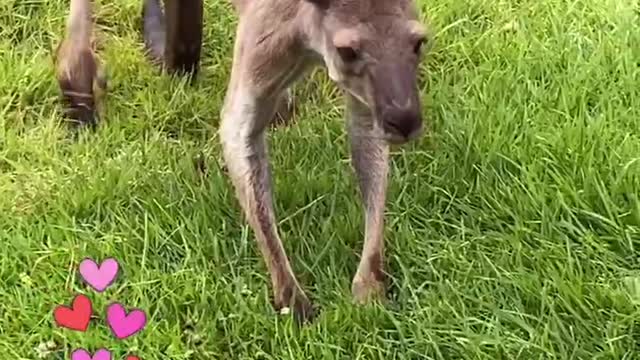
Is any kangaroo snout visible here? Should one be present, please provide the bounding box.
[381,105,423,143]
[372,62,423,144]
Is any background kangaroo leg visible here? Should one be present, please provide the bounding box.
[142,0,203,77]
[164,0,203,76]
[219,21,313,323]
[346,96,390,304]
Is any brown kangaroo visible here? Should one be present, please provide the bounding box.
[219,0,429,323]
[54,0,107,129]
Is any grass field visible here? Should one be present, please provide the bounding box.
[1,0,639,358]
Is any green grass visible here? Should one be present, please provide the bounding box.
[1,0,639,358]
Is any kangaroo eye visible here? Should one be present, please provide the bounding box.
[337,46,359,62]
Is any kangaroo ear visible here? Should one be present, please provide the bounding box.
[306,0,330,10]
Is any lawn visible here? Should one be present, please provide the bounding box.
[1,0,639,358]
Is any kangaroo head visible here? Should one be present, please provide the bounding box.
[307,0,428,144]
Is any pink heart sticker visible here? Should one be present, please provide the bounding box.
[79,257,119,292]
[71,348,112,360]
[106,302,147,340]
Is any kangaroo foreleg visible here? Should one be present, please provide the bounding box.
[346,96,390,304]
[219,19,313,323]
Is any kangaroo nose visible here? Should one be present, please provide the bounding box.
[382,108,423,140]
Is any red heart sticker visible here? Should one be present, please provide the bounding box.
[126,356,140,360]
[53,294,92,332]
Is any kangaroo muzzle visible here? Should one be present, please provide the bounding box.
[372,62,423,144]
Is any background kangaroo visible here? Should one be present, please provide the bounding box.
[219,0,428,323]
[54,0,106,128]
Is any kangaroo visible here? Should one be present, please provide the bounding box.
[220,0,428,323]
[54,0,107,128]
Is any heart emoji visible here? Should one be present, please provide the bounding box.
[71,348,111,360]
[53,294,92,332]
[79,257,119,292]
[126,356,141,360]
[106,302,147,339]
